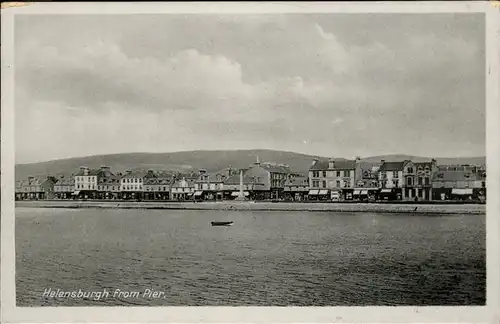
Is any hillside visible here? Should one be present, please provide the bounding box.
[14,150,486,180]
[360,154,486,165]
[14,149,325,179]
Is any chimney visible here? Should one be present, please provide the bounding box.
[312,158,319,166]
[355,156,361,162]
[328,158,335,169]
[100,165,111,172]
[254,156,261,166]
[80,166,89,176]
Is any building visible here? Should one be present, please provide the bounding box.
[119,170,156,200]
[194,168,233,201]
[432,166,486,201]
[143,175,171,200]
[353,158,381,201]
[308,158,356,200]
[171,177,196,201]
[243,158,297,200]
[222,169,266,200]
[283,175,309,201]
[74,167,101,199]
[16,176,57,200]
[402,160,437,201]
[97,166,121,200]
[377,160,406,200]
[54,175,75,199]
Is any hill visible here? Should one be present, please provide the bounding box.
[360,154,486,165]
[14,150,486,180]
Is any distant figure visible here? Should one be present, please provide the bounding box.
[414,207,418,211]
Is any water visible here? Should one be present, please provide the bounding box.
[16,208,486,306]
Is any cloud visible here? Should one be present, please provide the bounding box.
[14,14,485,163]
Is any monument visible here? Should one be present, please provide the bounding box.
[234,169,249,201]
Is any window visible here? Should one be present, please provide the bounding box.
[424,177,430,185]
[312,171,319,178]
[322,180,326,188]
[407,177,412,186]
[336,180,340,188]
[393,171,398,178]
[322,171,326,178]
[336,171,341,177]
[418,177,423,186]
[407,167,414,173]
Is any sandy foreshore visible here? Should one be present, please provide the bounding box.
[15,200,486,214]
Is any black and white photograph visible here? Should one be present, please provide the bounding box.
[1,1,499,323]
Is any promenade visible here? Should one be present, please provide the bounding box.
[15,200,486,215]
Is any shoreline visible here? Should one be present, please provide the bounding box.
[15,200,486,215]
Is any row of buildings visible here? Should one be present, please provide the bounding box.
[15,156,487,202]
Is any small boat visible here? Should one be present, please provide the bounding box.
[211,221,234,226]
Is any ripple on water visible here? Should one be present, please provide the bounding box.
[15,208,486,306]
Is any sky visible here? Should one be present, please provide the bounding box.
[14,13,485,164]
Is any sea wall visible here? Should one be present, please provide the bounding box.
[15,200,486,215]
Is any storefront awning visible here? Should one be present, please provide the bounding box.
[452,188,473,195]
[380,189,392,193]
[194,191,204,196]
[360,190,369,195]
[318,190,329,195]
[308,190,319,195]
[72,191,80,195]
[353,190,361,195]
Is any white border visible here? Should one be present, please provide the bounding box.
[1,1,499,323]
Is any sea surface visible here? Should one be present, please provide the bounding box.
[16,207,486,306]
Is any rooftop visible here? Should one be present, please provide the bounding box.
[378,161,406,171]
[310,159,356,171]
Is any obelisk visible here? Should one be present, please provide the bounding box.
[234,169,249,201]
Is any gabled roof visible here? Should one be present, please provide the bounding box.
[378,161,406,171]
[55,176,75,186]
[260,164,291,173]
[223,173,264,185]
[172,178,196,187]
[74,168,101,176]
[357,161,381,171]
[309,159,356,171]
[144,177,171,185]
[121,170,156,179]
[197,169,233,183]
